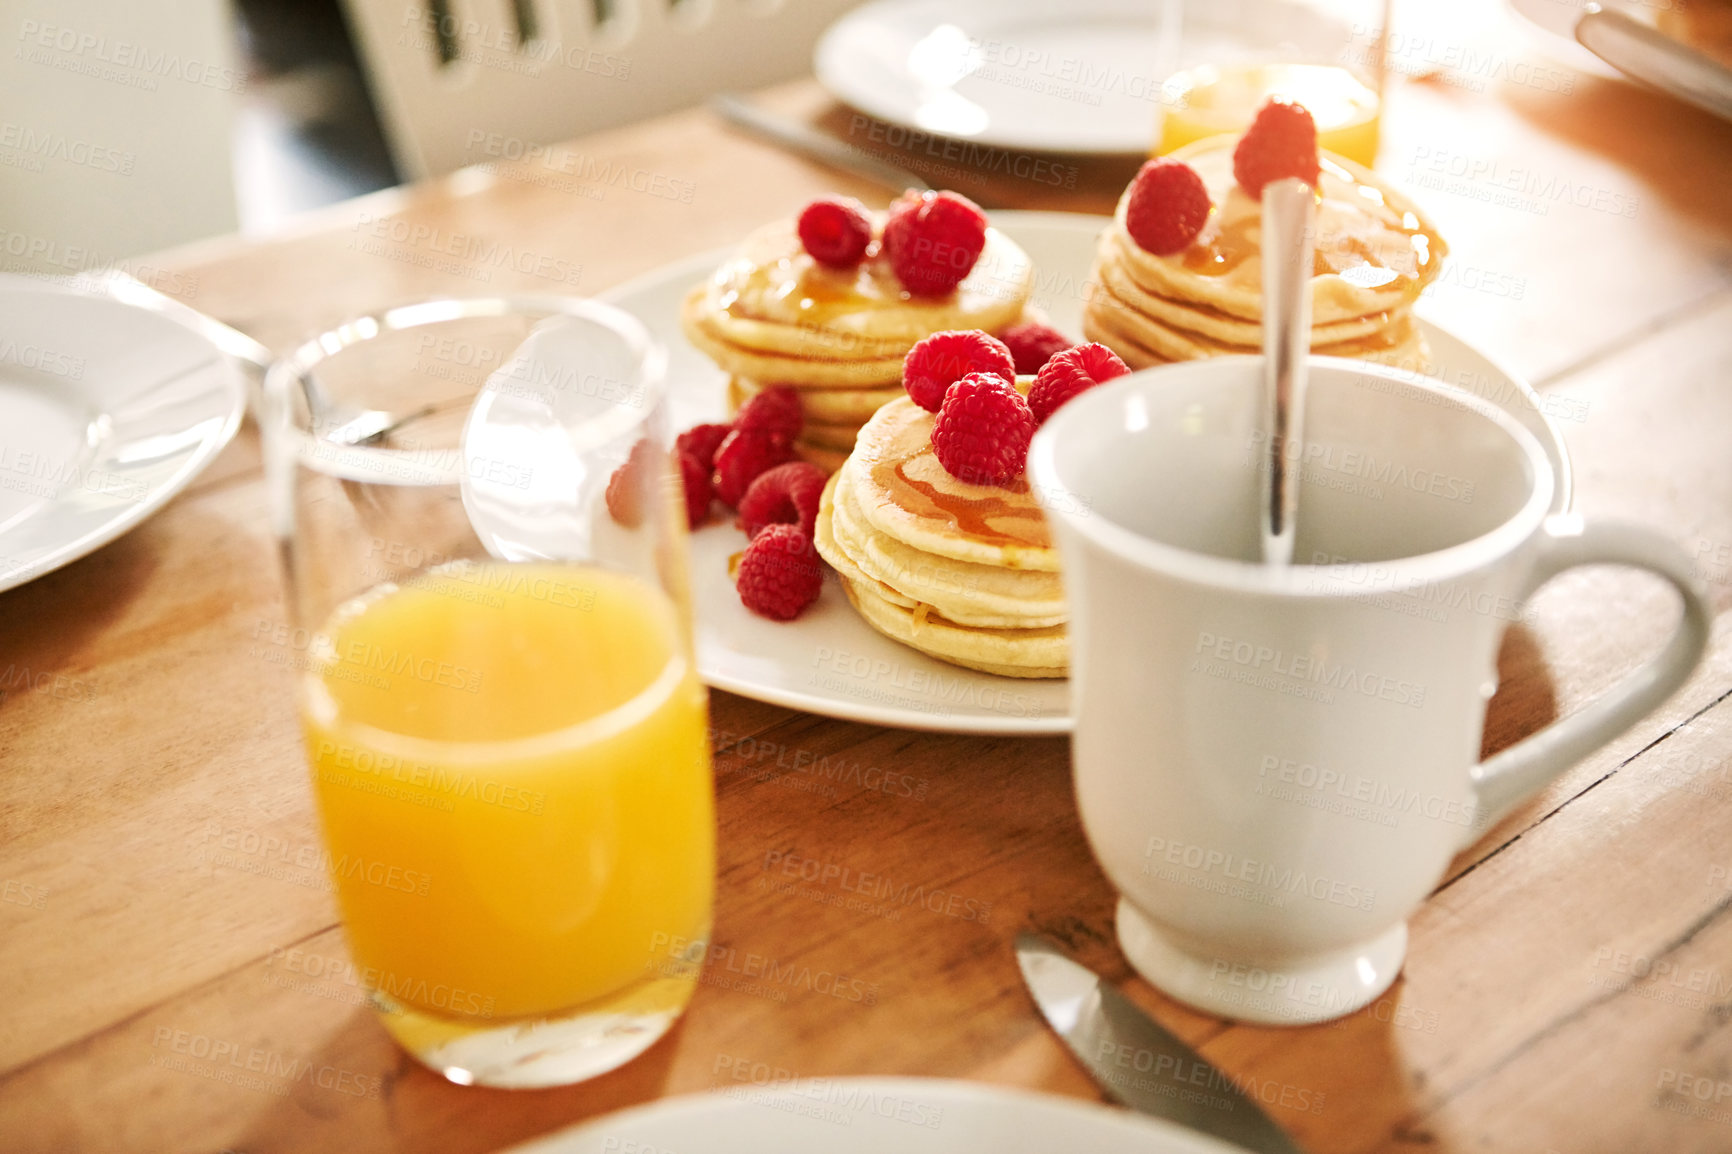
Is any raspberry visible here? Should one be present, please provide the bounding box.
[797,196,872,268]
[931,373,1036,487]
[713,428,794,507]
[678,450,712,530]
[882,189,988,297]
[1233,98,1320,197]
[737,461,826,540]
[609,441,713,529]
[736,524,823,621]
[734,386,803,442]
[997,321,1073,375]
[1029,342,1129,426]
[1124,158,1212,256]
[902,329,1015,413]
[675,422,732,471]
[604,440,656,528]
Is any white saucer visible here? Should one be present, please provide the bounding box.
[501,1077,1252,1154]
[595,211,1571,735]
[0,273,249,594]
[814,0,1351,155]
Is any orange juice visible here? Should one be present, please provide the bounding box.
[300,562,713,1024]
[1159,63,1381,166]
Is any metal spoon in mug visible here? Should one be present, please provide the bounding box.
[1259,177,1316,567]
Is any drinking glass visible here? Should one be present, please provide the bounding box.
[1155,0,1391,164]
[263,296,713,1088]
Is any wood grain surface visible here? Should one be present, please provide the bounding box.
[4,0,1732,1149]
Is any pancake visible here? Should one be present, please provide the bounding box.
[815,473,1068,677]
[690,217,1035,357]
[837,576,1068,679]
[843,398,1058,573]
[1083,137,1445,377]
[812,395,1069,678]
[1082,301,1173,371]
[828,471,1065,628]
[815,475,920,612]
[1085,275,1429,366]
[1092,232,1395,348]
[792,441,850,473]
[728,376,904,425]
[683,289,907,388]
[1108,139,1447,325]
[794,421,863,453]
[685,212,1040,474]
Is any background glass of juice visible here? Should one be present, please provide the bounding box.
[1151,0,1390,166]
[263,296,713,1089]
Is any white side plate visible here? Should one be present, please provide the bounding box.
[0,274,249,595]
[502,1077,1252,1154]
[814,0,1350,155]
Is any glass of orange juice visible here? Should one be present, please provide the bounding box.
[263,297,712,1088]
[1153,0,1390,166]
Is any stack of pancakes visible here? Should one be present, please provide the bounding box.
[1084,137,1447,373]
[681,216,1036,472]
[813,395,1066,678]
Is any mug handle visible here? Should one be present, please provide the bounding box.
[1462,514,1715,847]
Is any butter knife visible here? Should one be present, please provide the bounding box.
[709,94,932,196]
[1016,933,1306,1154]
[1574,5,1732,121]
[1508,0,1732,122]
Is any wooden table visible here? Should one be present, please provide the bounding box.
[5,2,1732,1149]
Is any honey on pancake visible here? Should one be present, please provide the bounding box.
[707,219,1032,335]
[719,257,892,328]
[870,450,1050,552]
[1178,158,1438,288]
[1180,215,1257,277]
[689,219,1034,393]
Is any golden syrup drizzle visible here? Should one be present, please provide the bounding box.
[870,450,1050,550]
[1180,214,1259,277]
[1174,160,1440,286]
[724,257,890,325]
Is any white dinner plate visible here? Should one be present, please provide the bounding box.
[813,0,1351,155]
[0,273,250,595]
[501,1077,1250,1154]
[596,210,1572,735]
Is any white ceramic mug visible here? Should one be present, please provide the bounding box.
[1028,357,1711,1025]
